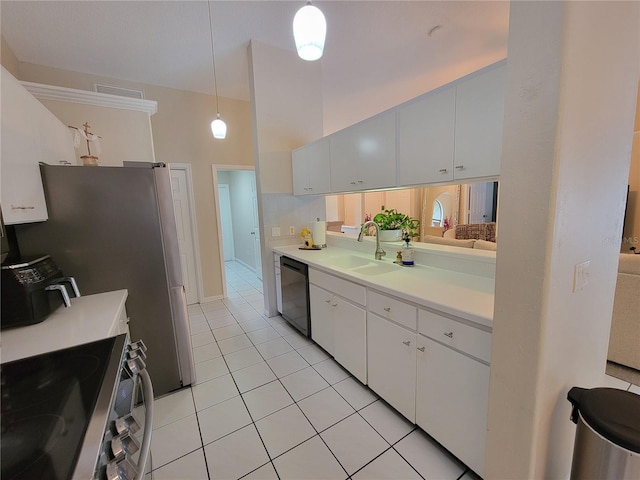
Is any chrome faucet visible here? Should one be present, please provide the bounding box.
[358,221,386,260]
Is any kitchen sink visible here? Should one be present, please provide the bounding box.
[326,254,372,269]
[324,253,400,276]
[350,262,400,276]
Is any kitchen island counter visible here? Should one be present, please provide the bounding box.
[1,289,128,363]
[274,244,494,328]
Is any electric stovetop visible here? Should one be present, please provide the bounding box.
[1,336,117,480]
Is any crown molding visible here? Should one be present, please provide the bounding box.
[21,81,157,115]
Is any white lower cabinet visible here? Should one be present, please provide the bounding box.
[366,312,416,422]
[303,261,491,477]
[417,308,491,477]
[309,269,367,383]
[309,283,334,355]
[333,297,367,384]
[416,336,489,476]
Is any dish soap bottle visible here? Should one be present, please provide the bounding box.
[401,234,414,266]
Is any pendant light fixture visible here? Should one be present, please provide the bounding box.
[293,1,326,61]
[207,0,226,139]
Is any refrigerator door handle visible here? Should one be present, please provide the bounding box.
[170,285,195,386]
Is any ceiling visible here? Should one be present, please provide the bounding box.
[1,1,510,108]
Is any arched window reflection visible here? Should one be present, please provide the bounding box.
[432,200,443,226]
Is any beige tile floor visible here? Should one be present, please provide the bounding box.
[146,261,639,479]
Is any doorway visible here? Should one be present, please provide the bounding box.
[467,181,498,224]
[169,163,203,305]
[212,166,263,298]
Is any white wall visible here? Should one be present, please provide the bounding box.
[39,99,154,166]
[247,40,326,316]
[486,2,640,478]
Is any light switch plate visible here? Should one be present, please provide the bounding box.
[271,227,281,237]
[289,226,295,235]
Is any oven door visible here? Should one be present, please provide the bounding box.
[76,335,155,480]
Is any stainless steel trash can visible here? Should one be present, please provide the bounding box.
[567,387,640,479]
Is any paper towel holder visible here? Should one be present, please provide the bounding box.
[312,218,327,249]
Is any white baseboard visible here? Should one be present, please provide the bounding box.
[199,294,224,304]
[233,257,258,274]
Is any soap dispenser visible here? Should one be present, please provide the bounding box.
[401,234,414,266]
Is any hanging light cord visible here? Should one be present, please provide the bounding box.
[207,0,220,115]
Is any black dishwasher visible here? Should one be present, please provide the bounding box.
[280,256,310,337]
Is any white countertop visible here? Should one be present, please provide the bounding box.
[1,289,128,363]
[274,245,494,328]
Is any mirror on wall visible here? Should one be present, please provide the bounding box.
[325,180,499,242]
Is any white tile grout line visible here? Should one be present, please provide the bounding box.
[189,302,352,477]
[180,300,473,480]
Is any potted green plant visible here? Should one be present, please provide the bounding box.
[372,206,420,241]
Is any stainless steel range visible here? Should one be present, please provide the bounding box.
[0,334,154,480]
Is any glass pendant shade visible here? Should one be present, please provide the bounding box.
[293,4,326,61]
[211,114,227,139]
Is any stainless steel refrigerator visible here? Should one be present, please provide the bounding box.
[15,163,195,396]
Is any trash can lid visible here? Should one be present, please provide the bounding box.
[568,387,640,454]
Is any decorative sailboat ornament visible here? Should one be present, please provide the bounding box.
[69,122,102,166]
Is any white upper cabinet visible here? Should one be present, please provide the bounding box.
[292,61,506,194]
[330,111,397,193]
[397,85,456,186]
[453,63,506,180]
[292,137,331,195]
[1,67,75,225]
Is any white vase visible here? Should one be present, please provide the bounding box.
[378,229,402,242]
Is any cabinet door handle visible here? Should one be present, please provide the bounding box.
[350,181,357,185]
[402,340,411,346]
[383,307,391,312]
[357,180,364,184]
[443,331,454,338]
[455,165,464,170]
[11,204,35,210]
[325,299,331,303]
[417,346,425,352]
[331,303,338,307]
[308,187,313,191]
[439,169,448,174]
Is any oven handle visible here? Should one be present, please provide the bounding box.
[134,369,154,480]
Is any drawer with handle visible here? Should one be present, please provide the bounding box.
[309,268,366,306]
[368,290,417,330]
[418,308,491,364]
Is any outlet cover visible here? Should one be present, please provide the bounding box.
[289,226,295,235]
[271,227,281,237]
[573,260,591,292]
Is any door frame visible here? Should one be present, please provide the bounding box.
[168,163,204,304]
[212,164,258,299]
